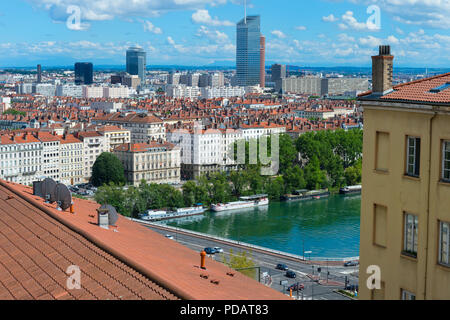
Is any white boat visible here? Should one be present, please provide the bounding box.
[211,195,269,212]
[339,185,362,195]
[139,206,206,221]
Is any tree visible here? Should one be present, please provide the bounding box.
[91,153,126,187]
[221,249,258,280]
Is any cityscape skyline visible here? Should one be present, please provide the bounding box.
[0,0,449,68]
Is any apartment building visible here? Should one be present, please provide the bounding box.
[93,112,166,143]
[94,125,131,151]
[36,132,61,181]
[76,131,109,182]
[0,133,43,186]
[358,45,450,300]
[59,134,83,185]
[167,127,243,180]
[114,142,181,186]
[240,122,286,141]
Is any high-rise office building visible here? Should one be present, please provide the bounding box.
[37,64,42,83]
[260,35,266,88]
[236,15,262,87]
[74,62,93,85]
[126,47,146,85]
[271,64,286,82]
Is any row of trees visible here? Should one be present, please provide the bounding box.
[93,130,363,217]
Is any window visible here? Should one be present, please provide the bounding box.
[442,141,450,182]
[406,136,420,177]
[374,204,388,247]
[439,221,450,266]
[375,132,390,171]
[401,289,416,300]
[403,213,418,257]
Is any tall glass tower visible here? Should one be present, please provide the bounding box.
[74,62,93,85]
[126,47,147,85]
[236,15,261,87]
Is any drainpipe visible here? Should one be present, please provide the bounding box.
[424,110,437,300]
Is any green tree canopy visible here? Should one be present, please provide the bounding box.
[91,152,126,187]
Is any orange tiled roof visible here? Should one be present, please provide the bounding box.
[360,73,450,104]
[0,181,289,300]
[0,182,177,300]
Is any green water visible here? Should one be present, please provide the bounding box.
[162,194,361,259]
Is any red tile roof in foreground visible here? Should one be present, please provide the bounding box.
[0,180,289,300]
[360,73,450,104]
[0,182,177,300]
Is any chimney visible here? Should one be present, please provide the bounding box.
[97,208,109,229]
[372,45,394,94]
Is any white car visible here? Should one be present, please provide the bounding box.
[214,247,224,253]
[165,235,174,240]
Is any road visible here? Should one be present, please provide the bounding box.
[140,222,360,300]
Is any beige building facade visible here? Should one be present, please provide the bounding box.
[114,142,181,186]
[358,45,450,300]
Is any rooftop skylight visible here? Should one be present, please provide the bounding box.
[429,82,450,93]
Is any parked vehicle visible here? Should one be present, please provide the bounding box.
[285,270,297,278]
[276,264,289,271]
[165,235,174,240]
[344,260,359,267]
[287,282,304,291]
[204,247,217,255]
[346,284,359,291]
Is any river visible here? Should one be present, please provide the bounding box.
[159,194,361,259]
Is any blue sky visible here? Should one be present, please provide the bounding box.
[0,0,449,67]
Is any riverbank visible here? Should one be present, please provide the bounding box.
[162,193,361,259]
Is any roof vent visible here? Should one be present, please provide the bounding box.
[97,204,119,230]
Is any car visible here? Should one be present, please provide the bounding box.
[204,247,217,255]
[165,235,174,240]
[285,270,297,279]
[345,284,359,291]
[213,247,224,253]
[287,282,304,291]
[276,263,289,271]
[344,260,359,267]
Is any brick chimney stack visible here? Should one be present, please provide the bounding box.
[372,45,394,94]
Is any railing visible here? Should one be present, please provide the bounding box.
[129,218,359,262]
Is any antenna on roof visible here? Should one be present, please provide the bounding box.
[55,183,73,211]
[244,0,247,24]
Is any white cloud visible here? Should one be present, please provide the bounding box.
[339,11,371,31]
[143,20,162,34]
[341,0,450,29]
[322,14,338,22]
[271,30,287,39]
[26,0,231,26]
[191,9,233,27]
[295,26,307,31]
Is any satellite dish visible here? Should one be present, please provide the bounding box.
[55,183,72,211]
[99,204,119,226]
[41,178,57,203]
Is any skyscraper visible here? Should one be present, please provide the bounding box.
[260,35,266,88]
[236,15,262,87]
[271,64,286,82]
[74,62,93,85]
[37,64,42,83]
[126,47,146,85]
